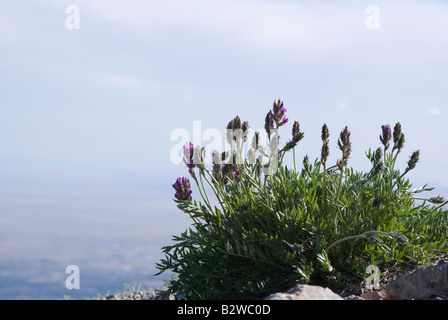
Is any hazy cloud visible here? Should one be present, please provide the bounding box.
[426,106,443,115]
[92,72,157,90]
[337,101,349,111]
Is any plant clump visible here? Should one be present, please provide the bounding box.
[156,99,448,300]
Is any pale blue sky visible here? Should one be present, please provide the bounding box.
[0,0,447,282]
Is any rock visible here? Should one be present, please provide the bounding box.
[385,260,448,300]
[265,284,343,300]
[360,290,386,300]
[344,294,364,300]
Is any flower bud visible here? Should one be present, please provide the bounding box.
[393,122,402,143]
[303,155,309,167]
[393,122,405,152]
[251,131,260,150]
[321,140,329,166]
[388,232,409,244]
[172,177,192,201]
[406,150,420,171]
[380,124,392,149]
[292,121,304,143]
[337,126,351,168]
[266,99,288,131]
[374,147,383,164]
[264,112,274,138]
[183,142,196,178]
[429,196,446,204]
[321,123,329,141]
[194,146,206,174]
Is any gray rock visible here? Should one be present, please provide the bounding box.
[265,284,343,300]
[360,290,386,300]
[385,260,448,300]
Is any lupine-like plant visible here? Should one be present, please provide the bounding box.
[156,99,448,299]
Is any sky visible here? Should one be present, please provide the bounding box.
[0,0,448,295]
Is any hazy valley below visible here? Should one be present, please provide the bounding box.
[0,178,189,300]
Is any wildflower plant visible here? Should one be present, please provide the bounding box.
[156,99,448,299]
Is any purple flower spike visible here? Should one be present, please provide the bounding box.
[183,141,195,176]
[380,124,392,148]
[172,177,192,201]
[269,99,288,128]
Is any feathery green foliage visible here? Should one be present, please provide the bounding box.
[156,100,448,299]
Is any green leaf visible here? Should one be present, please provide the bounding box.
[317,250,333,272]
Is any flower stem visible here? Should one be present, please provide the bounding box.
[293,148,297,172]
[192,175,214,215]
[204,168,234,215]
[335,168,344,205]
[199,173,214,212]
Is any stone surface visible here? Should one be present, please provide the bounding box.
[385,260,448,300]
[94,259,448,300]
[360,290,386,300]
[265,284,343,300]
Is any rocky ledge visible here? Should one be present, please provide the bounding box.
[384,259,448,300]
[96,258,448,300]
[266,259,448,300]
